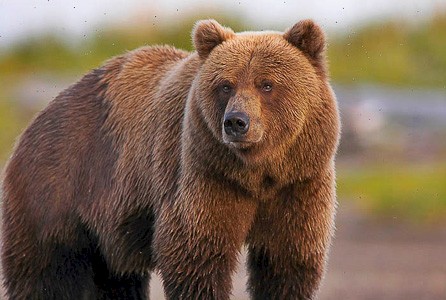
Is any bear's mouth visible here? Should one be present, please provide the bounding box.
[224,135,262,151]
[228,141,255,150]
[222,128,263,152]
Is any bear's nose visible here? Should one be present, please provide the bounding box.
[223,112,250,136]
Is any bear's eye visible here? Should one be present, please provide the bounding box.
[261,82,273,92]
[221,84,233,93]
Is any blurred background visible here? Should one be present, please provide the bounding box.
[1,0,445,299]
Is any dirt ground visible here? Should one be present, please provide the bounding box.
[317,203,446,300]
[148,202,446,299]
[1,201,445,299]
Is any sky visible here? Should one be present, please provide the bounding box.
[1,0,446,47]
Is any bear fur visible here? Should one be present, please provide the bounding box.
[1,19,340,299]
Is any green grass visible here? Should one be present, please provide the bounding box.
[328,12,446,88]
[0,99,27,164]
[1,12,446,88]
[338,163,446,224]
[0,12,246,76]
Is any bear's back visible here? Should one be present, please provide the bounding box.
[2,45,191,237]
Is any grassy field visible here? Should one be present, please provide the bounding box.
[0,89,29,163]
[1,12,446,86]
[328,12,446,88]
[338,163,446,224]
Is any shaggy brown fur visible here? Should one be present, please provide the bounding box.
[1,19,340,299]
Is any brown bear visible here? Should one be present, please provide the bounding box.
[1,19,340,299]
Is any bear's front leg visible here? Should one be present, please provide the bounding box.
[246,170,336,300]
[154,174,257,300]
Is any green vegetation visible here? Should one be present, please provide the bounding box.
[328,12,446,88]
[338,163,446,224]
[0,99,26,163]
[0,14,245,76]
[1,12,446,86]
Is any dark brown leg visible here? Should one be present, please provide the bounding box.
[154,175,257,300]
[247,172,336,300]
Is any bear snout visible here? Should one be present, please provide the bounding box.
[223,111,250,137]
[222,111,264,150]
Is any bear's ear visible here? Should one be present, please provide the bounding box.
[193,19,235,59]
[283,19,326,66]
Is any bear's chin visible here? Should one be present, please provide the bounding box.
[225,141,267,165]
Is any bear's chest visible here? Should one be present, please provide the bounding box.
[239,170,288,201]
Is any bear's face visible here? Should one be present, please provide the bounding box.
[193,20,327,163]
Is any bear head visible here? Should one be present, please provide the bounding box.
[192,19,329,164]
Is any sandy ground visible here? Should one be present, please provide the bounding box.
[1,201,445,299]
